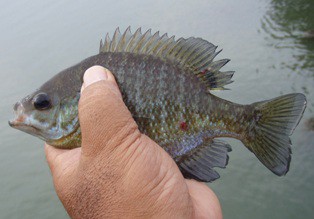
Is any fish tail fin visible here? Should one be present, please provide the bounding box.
[243,93,306,176]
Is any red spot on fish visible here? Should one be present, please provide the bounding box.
[200,69,207,75]
[180,121,188,131]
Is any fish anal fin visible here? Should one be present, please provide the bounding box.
[176,139,232,182]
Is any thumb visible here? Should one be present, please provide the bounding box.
[79,66,140,157]
[45,144,81,183]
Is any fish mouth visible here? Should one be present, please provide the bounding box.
[9,101,50,141]
[9,113,60,142]
[9,113,27,128]
[8,117,44,139]
[9,101,28,128]
[8,119,37,130]
[9,118,26,127]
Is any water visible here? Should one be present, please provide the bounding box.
[1,0,313,218]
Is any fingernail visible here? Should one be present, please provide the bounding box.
[83,66,108,87]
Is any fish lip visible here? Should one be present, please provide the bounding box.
[8,119,22,128]
[9,118,48,141]
[9,116,62,142]
[8,120,14,127]
[8,117,26,127]
[8,118,41,132]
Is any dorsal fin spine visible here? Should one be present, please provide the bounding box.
[110,28,121,52]
[118,26,132,52]
[117,26,131,52]
[134,29,152,53]
[142,29,153,53]
[144,31,160,53]
[99,39,103,53]
[151,33,169,54]
[156,36,175,56]
[99,27,234,90]
[172,39,190,63]
[104,33,111,52]
[125,28,142,52]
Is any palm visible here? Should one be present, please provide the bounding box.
[46,134,222,219]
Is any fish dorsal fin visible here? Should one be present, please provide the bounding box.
[99,27,234,90]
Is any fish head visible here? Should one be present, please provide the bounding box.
[9,86,81,148]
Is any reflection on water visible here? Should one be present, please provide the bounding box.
[261,0,314,78]
[261,0,314,131]
[305,117,314,131]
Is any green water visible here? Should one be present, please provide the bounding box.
[1,0,313,218]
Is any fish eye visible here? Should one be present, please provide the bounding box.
[32,93,51,110]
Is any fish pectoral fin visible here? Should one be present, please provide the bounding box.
[176,139,232,182]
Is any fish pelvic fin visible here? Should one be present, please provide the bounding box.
[243,93,307,176]
[99,27,234,90]
[176,139,232,182]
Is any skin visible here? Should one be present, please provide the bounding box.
[45,66,222,219]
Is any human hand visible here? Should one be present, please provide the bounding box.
[45,66,222,219]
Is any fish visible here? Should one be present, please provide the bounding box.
[9,27,307,182]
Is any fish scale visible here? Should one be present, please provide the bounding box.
[9,27,306,182]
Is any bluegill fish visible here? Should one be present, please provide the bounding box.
[9,27,307,182]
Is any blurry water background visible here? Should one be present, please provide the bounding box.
[0,0,313,218]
